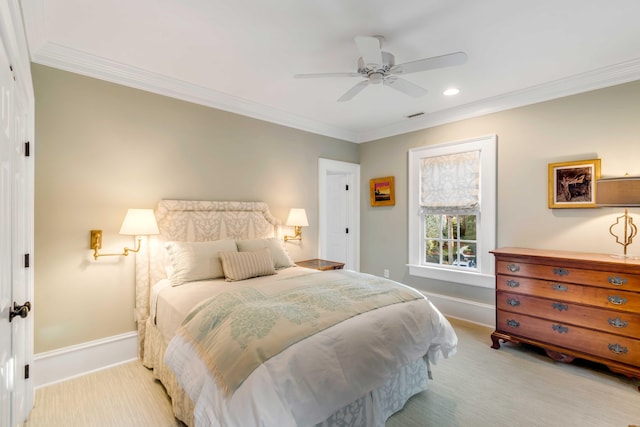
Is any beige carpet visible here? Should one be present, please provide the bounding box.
[26,318,640,427]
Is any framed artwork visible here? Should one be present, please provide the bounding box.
[548,159,601,208]
[370,176,395,206]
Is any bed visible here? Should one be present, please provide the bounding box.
[135,200,457,427]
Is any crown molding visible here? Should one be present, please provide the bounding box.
[30,40,640,144]
[31,42,359,142]
[356,58,640,142]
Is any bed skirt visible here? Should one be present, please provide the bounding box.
[142,318,431,427]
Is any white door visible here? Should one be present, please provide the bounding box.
[318,159,360,271]
[11,77,34,425]
[0,1,35,424]
[325,174,349,264]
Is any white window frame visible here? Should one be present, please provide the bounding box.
[408,135,497,288]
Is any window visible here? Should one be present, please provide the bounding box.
[408,135,496,288]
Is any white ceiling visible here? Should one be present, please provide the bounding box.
[20,0,640,142]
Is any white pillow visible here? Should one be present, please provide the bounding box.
[236,237,295,269]
[164,240,238,286]
[219,248,276,282]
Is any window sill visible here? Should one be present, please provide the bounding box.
[408,264,495,288]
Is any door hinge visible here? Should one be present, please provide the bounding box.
[346,227,349,234]
[24,141,30,157]
[345,184,349,191]
[24,253,30,268]
[25,364,30,380]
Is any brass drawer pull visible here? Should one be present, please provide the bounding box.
[607,275,627,286]
[506,319,520,328]
[506,297,521,307]
[553,268,569,277]
[552,324,569,334]
[506,279,520,288]
[506,264,520,272]
[552,302,568,312]
[607,295,627,305]
[608,343,628,355]
[552,283,568,292]
[608,317,628,328]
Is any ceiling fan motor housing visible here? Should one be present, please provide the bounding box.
[357,51,395,77]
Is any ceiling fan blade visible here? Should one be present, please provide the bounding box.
[383,77,428,98]
[354,36,383,68]
[392,52,468,75]
[294,72,359,79]
[337,80,370,102]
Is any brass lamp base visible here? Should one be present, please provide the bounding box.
[608,208,638,258]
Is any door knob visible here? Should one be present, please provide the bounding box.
[9,301,31,322]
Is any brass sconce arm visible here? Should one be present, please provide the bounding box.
[90,230,143,260]
[284,226,303,242]
[90,208,159,261]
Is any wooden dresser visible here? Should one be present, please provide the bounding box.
[491,247,640,383]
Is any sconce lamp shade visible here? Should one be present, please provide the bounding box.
[285,208,309,227]
[596,177,640,206]
[119,209,160,236]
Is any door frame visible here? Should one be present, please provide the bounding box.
[318,158,360,271]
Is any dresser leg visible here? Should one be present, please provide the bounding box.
[490,333,501,349]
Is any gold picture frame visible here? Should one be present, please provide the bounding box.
[370,176,395,206]
[548,159,601,208]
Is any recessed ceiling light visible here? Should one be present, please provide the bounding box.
[443,88,460,96]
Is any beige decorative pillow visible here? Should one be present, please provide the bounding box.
[236,237,295,269]
[165,240,237,286]
[219,248,276,282]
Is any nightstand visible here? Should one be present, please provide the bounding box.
[296,259,345,271]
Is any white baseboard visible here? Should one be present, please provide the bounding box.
[421,290,496,329]
[33,331,138,389]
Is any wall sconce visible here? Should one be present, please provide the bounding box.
[283,208,309,242]
[91,209,160,260]
[596,176,640,258]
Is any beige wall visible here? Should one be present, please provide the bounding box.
[359,80,640,304]
[34,62,640,353]
[33,64,359,353]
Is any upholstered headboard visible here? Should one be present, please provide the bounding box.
[135,200,280,355]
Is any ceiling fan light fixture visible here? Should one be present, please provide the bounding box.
[369,73,384,84]
[443,87,460,96]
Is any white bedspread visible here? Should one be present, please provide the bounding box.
[162,269,457,427]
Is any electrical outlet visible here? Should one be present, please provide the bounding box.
[383,269,390,278]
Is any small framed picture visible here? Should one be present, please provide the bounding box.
[548,159,601,208]
[370,176,395,207]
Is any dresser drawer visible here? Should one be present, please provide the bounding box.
[496,311,640,366]
[496,274,640,312]
[497,291,640,337]
[497,260,640,291]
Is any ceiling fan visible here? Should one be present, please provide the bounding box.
[294,36,467,102]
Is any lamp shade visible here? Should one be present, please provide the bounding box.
[596,177,640,207]
[119,209,160,235]
[285,208,309,227]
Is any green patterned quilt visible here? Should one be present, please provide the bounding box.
[174,269,423,395]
